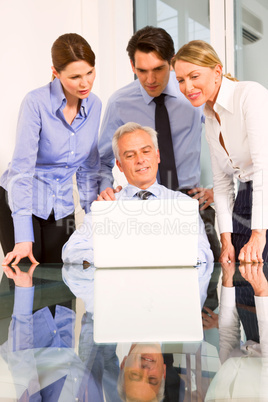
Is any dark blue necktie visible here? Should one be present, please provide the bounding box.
[153,94,179,190]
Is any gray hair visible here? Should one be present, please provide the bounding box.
[112,122,159,161]
[117,369,165,401]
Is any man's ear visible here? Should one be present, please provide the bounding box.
[157,149,160,164]
[51,66,59,79]
[130,59,136,74]
[116,159,123,173]
[163,364,166,379]
[120,356,128,370]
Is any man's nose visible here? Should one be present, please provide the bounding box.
[146,71,156,84]
[136,153,145,163]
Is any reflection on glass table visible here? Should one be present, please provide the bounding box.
[205,262,268,402]
[0,262,267,401]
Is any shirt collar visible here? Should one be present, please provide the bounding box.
[139,71,180,105]
[204,76,236,118]
[122,181,160,198]
[50,77,88,117]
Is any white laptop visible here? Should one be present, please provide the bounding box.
[91,198,199,268]
[93,267,203,343]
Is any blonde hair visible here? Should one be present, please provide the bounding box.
[172,40,238,81]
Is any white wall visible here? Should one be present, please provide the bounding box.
[0,0,133,174]
[0,0,133,258]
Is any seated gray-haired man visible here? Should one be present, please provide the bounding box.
[117,343,165,402]
[62,122,213,264]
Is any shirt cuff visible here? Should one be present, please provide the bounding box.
[13,215,34,243]
[254,295,268,320]
[14,286,34,315]
[220,285,235,306]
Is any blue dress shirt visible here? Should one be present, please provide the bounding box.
[0,78,102,243]
[98,72,204,192]
[0,286,104,401]
[62,181,213,265]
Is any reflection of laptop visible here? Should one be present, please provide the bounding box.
[91,198,199,268]
[94,267,203,343]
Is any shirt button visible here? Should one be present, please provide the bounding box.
[53,330,56,334]
[65,166,68,169]
[71,151,74,155]
[71,133,74,136]
[52,194,55,198]
[56,178,59,181]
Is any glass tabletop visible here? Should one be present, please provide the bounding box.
[0,261,267,401]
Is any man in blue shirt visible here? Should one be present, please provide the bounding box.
[98,26,220,261]
[62,122,213,265]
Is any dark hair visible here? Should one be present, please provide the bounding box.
[51,33,95,77]
[126,26,175,65]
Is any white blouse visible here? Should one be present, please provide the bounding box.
[204,76,268,233]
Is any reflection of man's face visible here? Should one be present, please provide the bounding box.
[116,130,160,189]
[121,343,166,401]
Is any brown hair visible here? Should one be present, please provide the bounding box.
[126,26,175,65]
[172,40,238,81]
[51,33,95,80]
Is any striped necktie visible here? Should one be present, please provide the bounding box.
[136,190,152,200]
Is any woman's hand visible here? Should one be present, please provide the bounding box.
[239,262,268,296]
[3,263,38,287]
[202,307,219,330]
[221,261,236,287]
[187,187,214,210]
[2,242,39,266]
[238,229,266,263]
[219,232,236,263]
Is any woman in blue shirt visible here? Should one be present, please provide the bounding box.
[0,33,102,265]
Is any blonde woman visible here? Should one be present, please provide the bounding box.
[173,40,268,263]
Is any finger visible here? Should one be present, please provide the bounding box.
[256,249,264,263]
[107,189,116,200]
[239,264,246,276]
[197,195,206,203]
[238,249,245,262]
[100,190,114,201]
[203,307,213,315]
[192,192,205,200]
[2,253,15,266]
[204,308,217,318]
[12,265,21,274]
[219,255,233,264]
[188,187,201,195]
[97,194,104,201]
[28,253,39,265]
[11,255,22,266]
[200,201,209,211]
[250,248,258,263]
[28,264,38,276]
[3,266,14,278]
[115,186,122,193]
[245,247,252,263]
